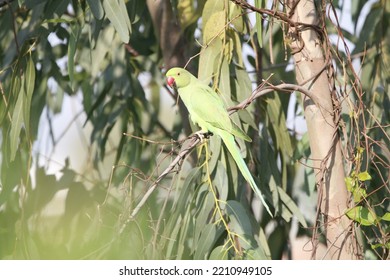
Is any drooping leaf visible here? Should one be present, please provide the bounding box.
[23,54,35,137]
[266,93,293,158]
[226,200,256,250]
[177,0,197,30]
[193,184,214,246]
[254,0,264,48]
[119,0,132,34]
[278,187,307,227]
[194,223,223,259]
[207,135,222,175]
[226,200,252,234]
[228,2,245,33]
[218,58,232,106]
[102,0,131,43]
[202,0,224,29]
[209,245,228,260]
[87,0,104,20]
[68,24,80,91]
[198,39,222,84]
[9,83,25,162]
[213,162,229,203]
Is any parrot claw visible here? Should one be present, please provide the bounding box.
[194,131,205,142]
[193,131,213,142]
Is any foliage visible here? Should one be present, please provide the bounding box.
[0,0,388,259]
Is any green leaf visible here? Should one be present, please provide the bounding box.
[198,39,222,84]
[226,200,256,250]
[9,83,25,162]
[351,0,370,31]
[257,227,271,259]
[68,24,80,91]
[194,185,214,250]
[229,2,245,33]
[208,135,222,174]
[235,66,252,103]
[358,171,372,181]
[226,200,252,234]
[202,0,224,29]
[345,206,377,226]
[213,162,229,203]
[194,223,223,259]
[102,0,131,43]
[119,0,132,33]
[278,187,307,227]
[23,54,35,136]
[381,212,390,222]
[266,93,293,157]
[87,0,104,19]
[254,0,263,48]
[218,58,232,106]
[352,6,381,54]
[352,187,367,203]
[203,10,225,43]
[345,176,356,192]
[371,242,390,250]
[209,245,228,260]
[177,0,198,29]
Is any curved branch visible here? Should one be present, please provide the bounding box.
[228,83,321,113]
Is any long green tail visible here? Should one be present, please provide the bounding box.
[218,130,272,216]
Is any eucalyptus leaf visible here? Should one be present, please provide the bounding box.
[9,83,25,162]
[198,39,222,83]
[68,24,80,91]
[23,55,35,136]
[254,0,264,48]
[194,224,218,259]
[102,0,131,43]
[87,0,104,20]
[278,187,307,227]
[209,245,228,260]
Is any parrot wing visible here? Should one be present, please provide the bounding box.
[181,83,251,141]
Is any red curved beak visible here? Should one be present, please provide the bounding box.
[167,76,175,87]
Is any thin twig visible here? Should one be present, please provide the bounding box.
[119,135,202,233]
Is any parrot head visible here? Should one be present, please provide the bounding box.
[166,67,192,88]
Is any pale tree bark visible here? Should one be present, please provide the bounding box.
[287,0,360,259]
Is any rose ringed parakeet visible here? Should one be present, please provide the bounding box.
[166,67,271,216]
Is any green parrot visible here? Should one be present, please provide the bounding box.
[166,67,271,216]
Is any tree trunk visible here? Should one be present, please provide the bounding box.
[287,0,360,259]
[146,0,192,135]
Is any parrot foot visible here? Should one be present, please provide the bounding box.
[193,131,213,142]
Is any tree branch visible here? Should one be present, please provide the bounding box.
[120,134,202,234]
[229,0,323,34]
[228,82,321,113]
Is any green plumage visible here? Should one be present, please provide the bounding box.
[166,67,271,216]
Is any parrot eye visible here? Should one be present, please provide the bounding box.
[177,72,180,76]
